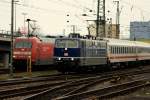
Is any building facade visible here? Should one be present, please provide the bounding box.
[88,23,119,39]
[130,21,150,40]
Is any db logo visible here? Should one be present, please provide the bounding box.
[64,53,68,56]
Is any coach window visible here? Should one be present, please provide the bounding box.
[113,47,115,54]
[113,46,115,54]
[120,47,121,54]
[121,47,122,54]
[110,46,112,53]
[130,47,131,53]
[115,47,118,54]
[128,47,130,53]
[133,47,135,53]
[112,46,114,54]
[127,47,129,54]
[120,47,122,54]
[129,47,130,53]
[138,47,141,53]
[125,47,126,54]
[114,46,116,54]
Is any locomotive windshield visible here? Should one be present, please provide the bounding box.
[55,39,78,48]
[15,41,32,48]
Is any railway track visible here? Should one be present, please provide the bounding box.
[1,65,150,100]
[0,73,94,87]
[55,78,150,100]
[23,66,150,100]
[0,74,99,99]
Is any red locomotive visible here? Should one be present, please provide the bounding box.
[13,36,55,69]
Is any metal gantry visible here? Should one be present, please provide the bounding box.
[96,0,106,38]
[114,1,120,39]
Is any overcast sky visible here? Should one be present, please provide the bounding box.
[0,0,150,38]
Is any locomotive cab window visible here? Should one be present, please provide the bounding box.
[15,41,32,48]
[55,39,78,48]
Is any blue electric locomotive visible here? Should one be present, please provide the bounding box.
[54,37,108,72]
[54,34,150,73]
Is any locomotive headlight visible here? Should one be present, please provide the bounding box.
[71,58,74,61]
[65,48,68,50]
[13,56,16,58]
[58,58,61,60]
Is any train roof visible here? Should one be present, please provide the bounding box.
[56,37,106,42]
[104,38,150,47]
[15,36,55,43]
[55,37,150,47]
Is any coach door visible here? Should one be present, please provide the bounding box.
[80,41,86,65]
[36,43,41,65]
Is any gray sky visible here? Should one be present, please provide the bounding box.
[0,0,150,38]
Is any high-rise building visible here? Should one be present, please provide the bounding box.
[130,21,150,40]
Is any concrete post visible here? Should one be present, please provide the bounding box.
[4,53,9,68]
